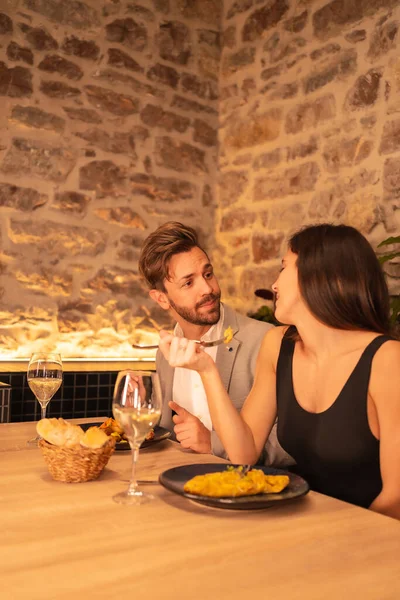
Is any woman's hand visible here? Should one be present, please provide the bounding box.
[158,330,214,373]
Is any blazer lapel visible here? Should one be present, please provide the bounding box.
[215,305,240,401]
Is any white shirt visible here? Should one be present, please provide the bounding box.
[172,304,225,431]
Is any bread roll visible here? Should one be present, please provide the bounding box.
[37,418,84,447]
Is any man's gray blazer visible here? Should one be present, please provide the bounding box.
[157,303,293,466]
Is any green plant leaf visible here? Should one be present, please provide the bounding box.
[377,236,400,248]
[378,252,400,264]
[390,296,400,325]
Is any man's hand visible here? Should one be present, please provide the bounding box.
[169,400,211,454]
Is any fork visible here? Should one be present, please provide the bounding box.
[131,336,228,350]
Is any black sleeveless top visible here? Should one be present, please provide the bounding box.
[276,329,392,508]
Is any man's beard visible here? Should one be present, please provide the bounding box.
[167,292,221,326]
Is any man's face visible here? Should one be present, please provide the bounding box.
[162,247,221,326]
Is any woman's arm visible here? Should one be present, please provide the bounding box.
[369,340,400,520]
[158,327,284,464]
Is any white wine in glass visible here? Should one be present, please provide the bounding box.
[112,370,161,505]
[27,352,63,445]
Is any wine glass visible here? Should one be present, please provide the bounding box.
[27,352,63,445]
[112,370,162,505]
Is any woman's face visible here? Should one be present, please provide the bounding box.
[272,250,302,324]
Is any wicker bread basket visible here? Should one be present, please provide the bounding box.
[39,437,116,483]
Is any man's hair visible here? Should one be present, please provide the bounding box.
[288,223,391,334]
[139,221,206,291]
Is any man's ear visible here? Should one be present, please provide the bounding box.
[149,289,170,311]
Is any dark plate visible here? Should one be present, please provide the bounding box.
[78,422,171,451]
[159,463,309,510]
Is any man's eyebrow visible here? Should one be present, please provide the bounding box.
[176,263,213,283]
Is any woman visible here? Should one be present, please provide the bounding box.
[159,224,400,519]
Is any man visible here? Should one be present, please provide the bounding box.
[138,221,291,465]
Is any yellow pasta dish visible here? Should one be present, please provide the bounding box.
[184,467,290,498]
[223,326,234,344]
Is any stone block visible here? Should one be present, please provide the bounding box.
[252,232,284,263]
[140,104,190,133]
[287,136,318,161]
[260,64,282,81]
[254,161,320,200]
[345,30,366,43]
[74,128,138,158]
[172,95,218,115]
[303,49,357,94]
[193,119,217,146]
[79,160,128,198]
[368,20,398,61]
[22,0,100,29]
[383,156,400,198]
[153,0,169,13]
[253,148,281,170]
[7,41,34,65]
[323,136,373,173]
[131,173,197,202]
[9,218,107,257]
[222,47,256,76]
[15,267,72,296]
[107,47,144,73]
[86,266,144,296]
[223,25,236,49]
[268,202,306,229]
[220,207,256,231]
[94,207,147,229]
[313,0,398,40]
[0,13,13,34]
[19,23,58,50]
[61,35,100,60]
[242,0,289,42]
[0,61,32,97]
[10,105,65,132]
[284,10,308,33]
[38,54,83,80]
[202,183,213,206]
[93,68,163,98]
[224,108,282,150]
[177,0,222,26]
[181,73,218,100]
[345,68,383,111]
[63,107,102,123]
[379,118,400,154]
[40,79,80,98]
[226,0,253,20]
[125,3,155,21]
[310,43,341,61]
[285,94,336,134]
[52,191,91,215]
[1,137,76,182]
[240,264,280,299]
[84,85,139,116]
[155,136,208,175]
[219,170,249,207]
[147,63,180,88]
[0,182,47,211]
[157,20,191,65]
[105,17,147,51]
[269,82,298,100]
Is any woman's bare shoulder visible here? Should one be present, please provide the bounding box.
[259,325,290,361]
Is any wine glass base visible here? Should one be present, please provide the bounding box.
[112,490,155,505]
[27,435,41,446]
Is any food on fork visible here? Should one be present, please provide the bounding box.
[223,326,234,344]
[99,417,155,444]
[184,467,290,498]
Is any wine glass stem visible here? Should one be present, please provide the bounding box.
[128,445,140,495]
[41,404,47,420]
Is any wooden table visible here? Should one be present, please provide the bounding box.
[1,421,399,600]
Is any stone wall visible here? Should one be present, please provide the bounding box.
[216,0,400,313]
[0,0,220,357]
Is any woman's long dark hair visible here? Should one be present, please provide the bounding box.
[288,224,391,334]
